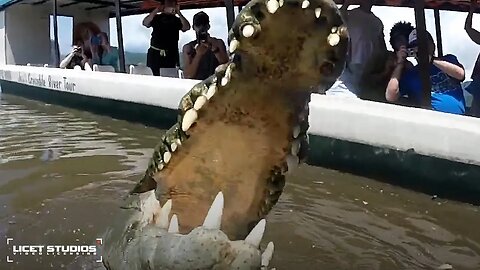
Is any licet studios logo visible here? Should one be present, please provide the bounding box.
[5,238,103,263]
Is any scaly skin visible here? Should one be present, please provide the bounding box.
[103,0,348,268]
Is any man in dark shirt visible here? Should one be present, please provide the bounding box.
[142,0,190,76]
[182,11,229,80]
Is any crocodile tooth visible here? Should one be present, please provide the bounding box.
[182,109,198,131]
[175,138,182,146]
[157,163,164,170]
[170,142,177,152]
[157,199,172,229]
[315,7,321,18]
[291,140,300,155]
[292,125,301,138]
[203,191,224,229]
[286,154,299,173]
[241,24,255,38]
[163,152,171,164]
[301,0,310,8]
[327,33,340,47]
[168,214,179,233]
[221,75,230,86]
[206,84,217,99]
[261,242,275,267]
[194,95,208,110]
[266,0,280,14]
[244,219,266,247]
[229,39,239,53]
[279,0,284,7]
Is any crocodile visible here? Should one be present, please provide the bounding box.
[102,0,348,268]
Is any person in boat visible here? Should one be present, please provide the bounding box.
[383,21,418,106]
[92,32,119,72]
[182,11,229,80]
[59,45,87,70]
[385,29,466,115]
[72,22,101,67]
[142,0,191,76]
[326,0,388,99]
[464,0,480,117]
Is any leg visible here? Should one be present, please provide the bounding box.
[147,48,160,76]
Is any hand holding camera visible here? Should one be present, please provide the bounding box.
[396,45,408,64]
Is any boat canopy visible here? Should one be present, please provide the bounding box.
[0,0,249,17]
[0,0,479,18]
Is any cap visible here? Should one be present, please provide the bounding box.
[408,28,434,48]
[408,29,417,48]
[193,11,209,26]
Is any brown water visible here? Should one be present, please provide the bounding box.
[0,93,479,270]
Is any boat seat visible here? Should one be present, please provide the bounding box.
[129,65,153,76]
[93,64,115,72]
[84,62,93,71]
[160,68,182,78]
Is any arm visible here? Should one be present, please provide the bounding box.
[182,44,202,79]
[59,52,75,69]
[385,62,405,102]
[143,7,160,28]
[213,39,229,65]
[175,5,190,32]
[465,0,480,44]
[432,57,465,81]
[177,12,191,32]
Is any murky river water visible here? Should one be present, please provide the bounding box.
[0,93,479,270]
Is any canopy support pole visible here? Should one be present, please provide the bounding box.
[433,9,443,57]
[52,0,60,67]
[114,0,126,73]
[414,0,431,109]
[224,0,235,31]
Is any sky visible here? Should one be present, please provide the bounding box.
[53,5,480,78]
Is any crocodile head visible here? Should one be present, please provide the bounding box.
[103,0,348,269]
[227,0,348,93]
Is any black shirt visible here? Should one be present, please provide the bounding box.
[149,13,182,50]
[186,40,220,80]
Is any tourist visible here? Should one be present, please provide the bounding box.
[383,21,417,106]
[92,32,119,72]
[327,0,387,99]
[59,45,87,69]
[385,29,466,115]
[464,0,480,117]
[142,0,191,76]
[182,11,228,80]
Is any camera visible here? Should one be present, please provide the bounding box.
[91,35,101,46]
[407,47,418,58]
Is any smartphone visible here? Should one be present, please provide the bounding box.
[91,35,101,46]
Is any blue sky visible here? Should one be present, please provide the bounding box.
[53,6,480,78]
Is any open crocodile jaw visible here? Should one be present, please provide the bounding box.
[103,0,347,268]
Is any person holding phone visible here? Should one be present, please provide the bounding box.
[60,45,87,69]
[385,29,466,115]
[142,0,190,76]
[182,11,228,80]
